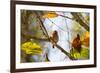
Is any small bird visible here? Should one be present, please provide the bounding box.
[72,34,82,53]
[50,30,59,48]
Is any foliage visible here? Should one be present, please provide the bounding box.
[81,31,90,47]
[70,47,89,59]
[81,48,89,59]
[21,42,42,55]
[21,10,90,62]
[42,11,58,18]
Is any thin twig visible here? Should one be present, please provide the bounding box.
[63,12,71,50]
[49,13,74,20]
[47,18,69,32]
[58,14,74,20]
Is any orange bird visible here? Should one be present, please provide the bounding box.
[72,34,82,53]
[50,30,59,48]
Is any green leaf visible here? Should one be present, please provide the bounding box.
[80,48,89,59]
[70,48,89,59]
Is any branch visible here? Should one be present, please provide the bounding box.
[71,13,89,31]
[58,14,74,20]
[49,13,74,20]
[77,13,89,25]
[55,44,75,60]
[35,12,50,41]
[22,32,75,60]
[35,12,76,60]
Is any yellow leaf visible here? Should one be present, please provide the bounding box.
[42,11,58,18]
[81,31,90,47]
[85,31,90,38]
[21,42,42,55]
